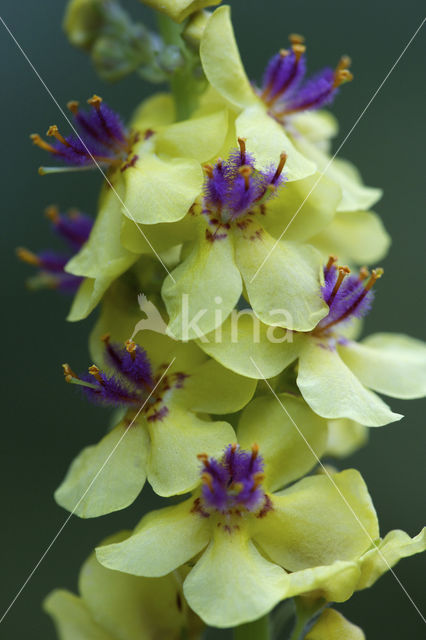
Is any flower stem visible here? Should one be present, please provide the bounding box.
[156,13,202,121]
[233,615,270,640]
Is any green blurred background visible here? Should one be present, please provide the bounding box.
[1,0,425,637]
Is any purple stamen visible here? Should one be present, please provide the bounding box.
[258,38,352,118]
[315,261,381,335]
[17,208,93,295]
[199,445,267,515]
[203,141,287,227]
[103,337,153,388]
[32,96,128,169]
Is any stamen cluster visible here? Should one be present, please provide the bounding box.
[31,95,134,171]
[259,34,353,120]
[314,256,383,336]
[203,138,287,235]
[17,206,92,292]
[197,444,269,516]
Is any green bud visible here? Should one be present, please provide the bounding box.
[63,0,103,49]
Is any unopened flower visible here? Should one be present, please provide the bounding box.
[139,0,221,23]
[96,401,379,627]
[44,531,202,640]
[55,328,255,516]
[200,257,426,426]
[17,205,92,292]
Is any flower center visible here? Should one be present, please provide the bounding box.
[202,138,287,239]
[313,256,383,337]
[63,336,186,421]
[194,444,272,522]
[257,34,353,122]
[31,95,138,174]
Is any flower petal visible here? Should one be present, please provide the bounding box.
[146,407,235,496]
[54,423,148,518]
[200,6,258,110]
[291,110,339,149]
[122,154,203,224]
[88,279,206,372]
[156,109,229,163]
[357,527,426,590]
[44,590,113,640]
[198,313,301,379]
[130,93,175,130]
[66,187,138,321]
[238,394,328,492]
[162,229,242,340]
[235,225,328,331]
[286,561,360,603]
[66,186,137,280]
[311,210,391,264]
[306,609,365,640]
[181,358,257,414]
[142,0,221,23]
[293,138,382,212]
[236,105,316,181]
[297,338,403,426]
[120,215,192,255]
[263,171,342,243]
[183,527,287,628]
[252,470,379,571]
[96,497,210,577]
[80,532,188,640]
[339,333,426,399]
[326,419,368,458]
[67,276,113,322]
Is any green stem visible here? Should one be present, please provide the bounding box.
[233,614,270,640]
[288,615,307,640]
[156,12,200,120]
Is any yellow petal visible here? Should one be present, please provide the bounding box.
[252,470,379,571]
[238,393,328,491]
[236,105,316,181]
[141,0,221,23]
[183,527,287,627]
[311,210,391,265]
[339,333,426,399]
[200,6,258,110]
[44,590,113,640]
[357,527,426,590]
[306,609,365,640]
[263,171,342,243]
[198,312,301,379]
[130,92,175,130]
[122,154,203,224]
[80,532,189,639]
[146,407,235,496]
[294,137,382,212]
[286,561,360,603]
[54,423,149,518]
[297,337,403,426]
[181,358,257,414]
[234,224,328,331]
[96,497,210,577]
[162,229,242,340]
[156,109,229,162]
[326,419,369,458]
